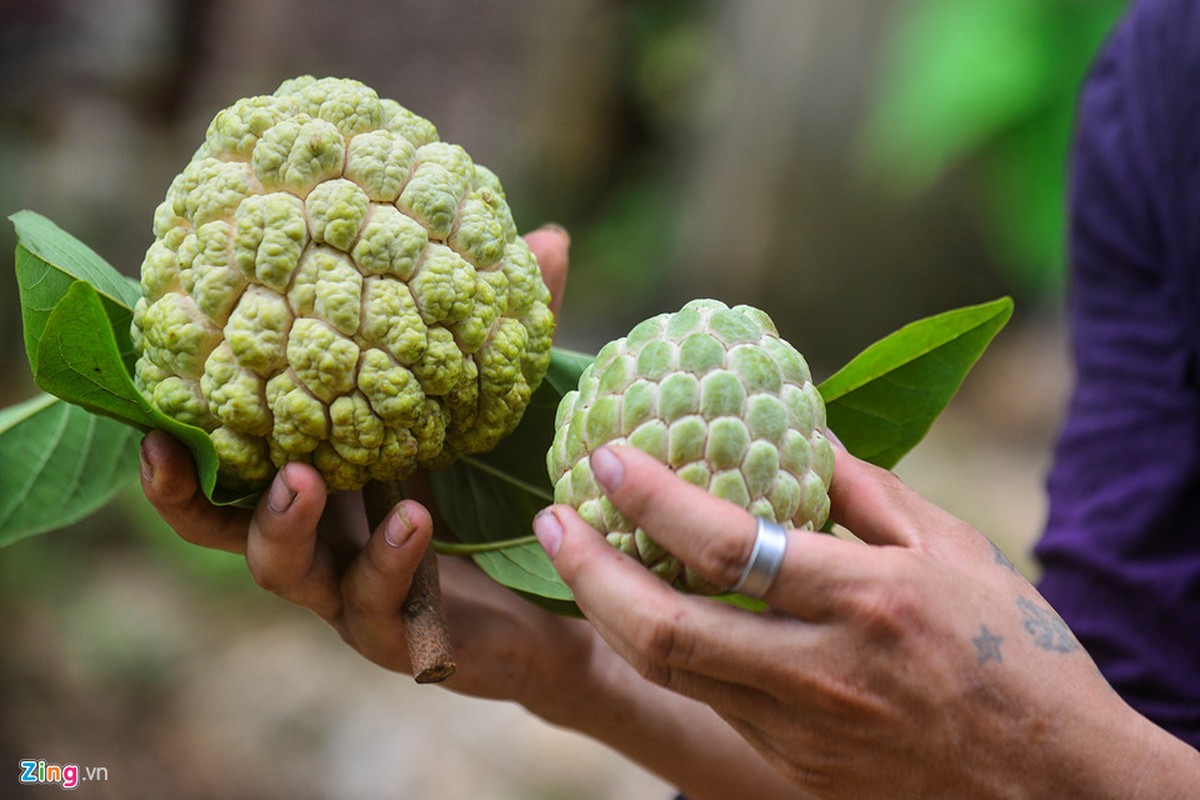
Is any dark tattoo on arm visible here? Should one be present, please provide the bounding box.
[1016,596,1079,653]
[973,625,1004,664]
[990,540,1018,573]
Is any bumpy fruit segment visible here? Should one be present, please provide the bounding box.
[546,299,834,593]
[132,76,554,491]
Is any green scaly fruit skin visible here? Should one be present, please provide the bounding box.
[131,76,555,492]
[546,299,834,594]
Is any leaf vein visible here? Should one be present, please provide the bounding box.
[0,403,70,531]
[457,455,555,504]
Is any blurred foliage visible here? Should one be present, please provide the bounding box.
[568,167,681,312]
[563,0,720,318]
[0,483,254,592]
[863,0,1126,296]
[627,0,728,129]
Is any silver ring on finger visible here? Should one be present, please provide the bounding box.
[729,517,789,598]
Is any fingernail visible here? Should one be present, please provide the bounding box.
[825,427,846,451]
[533,508,563,559]
[139,435,156,483]
[539,222,571,245]
[384,503,413,548]
[267,465,296,514]
[590,446,623,493]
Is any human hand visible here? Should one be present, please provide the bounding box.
[536,444,1200,798]
[140,225,593,708]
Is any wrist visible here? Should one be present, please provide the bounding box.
[1021,689,1200,800]
[1098,705,1200,799]
[520,626,622,730]
[511,616,608,727]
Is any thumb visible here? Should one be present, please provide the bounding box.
[828,445,972,550]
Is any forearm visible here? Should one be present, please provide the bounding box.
[981,684,1200,800]
[1066,698,1200,800]
[530,642,804,799]
[1134,730,1200,799]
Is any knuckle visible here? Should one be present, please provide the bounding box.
[158,480,196,506]
[340,571,386,619]
[244,548,299,597]
[171,523,211,548]
[340,583,373,618]
[628,605,695,684]
[854,578,923,640]
[697,532,755,587]
[160,498,212,540]
[786,763,835,793]
[631,653,673,687]
[747,728,837,792]
[246,560,284,594]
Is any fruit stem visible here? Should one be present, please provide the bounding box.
[430,535,539,555]
[362,479,456,684]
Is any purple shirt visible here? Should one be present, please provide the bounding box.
[1036,0,1200,750]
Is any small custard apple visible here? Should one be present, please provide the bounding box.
[132,76,554,492]
[546,299,834,593]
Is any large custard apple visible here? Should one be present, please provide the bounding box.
[132,76,554,492]
[546,300,834,593]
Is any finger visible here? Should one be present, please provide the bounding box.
[341,500,434,644]
[318,490,371,569]
[140,430,250,554]
[718,714,820,787]
[826,445,958,548]
[523,224,569,317]
[401,472,450,534]
[536,504,826,696]
[587,446,878,617]
[588,445,753,580]
[244,463,342,620]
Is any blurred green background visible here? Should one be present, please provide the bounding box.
[0,1,1125,797]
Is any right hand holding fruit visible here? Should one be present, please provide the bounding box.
[537,444,1189,799]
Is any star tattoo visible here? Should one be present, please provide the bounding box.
[973,625,1005,665]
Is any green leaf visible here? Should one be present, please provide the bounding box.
[28,280,155,423]
[9,211,140,308]
[471,543,576,602]
[11,210,140,373]
[10,210,253,509]
[542,348,595,395]
[430,347,591,604]
[0,394,141,546]
[819,297,1013,469]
